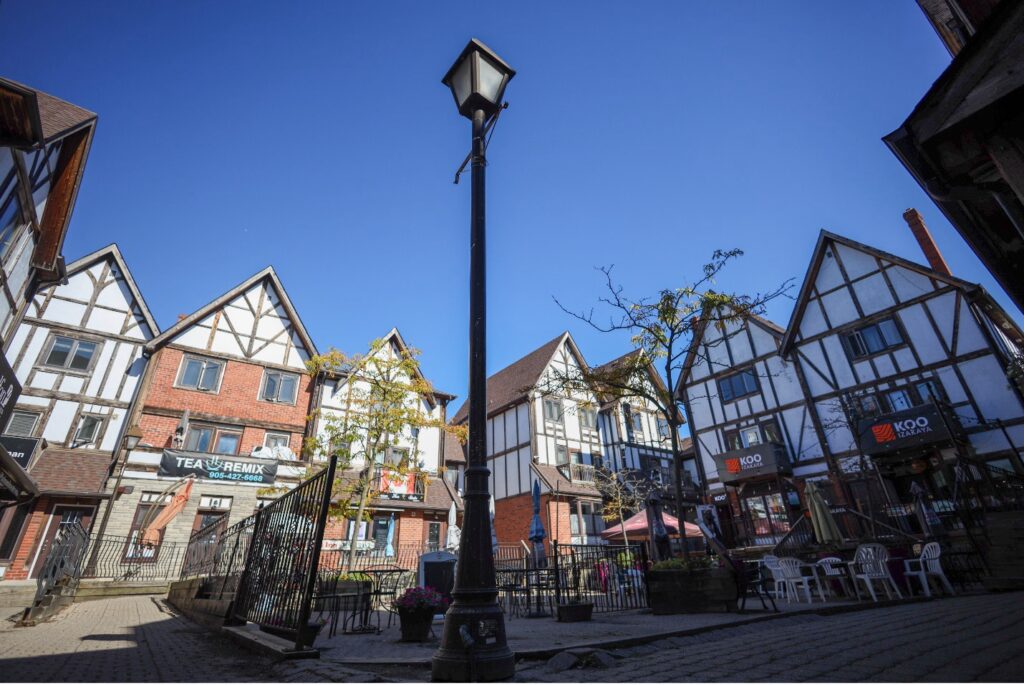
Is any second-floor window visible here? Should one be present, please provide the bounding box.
[543,398,563,423]
[657,417,671,439]
[178,356,223,392]
[631,411,644,436]
[184,424,241,455]
[260,370,299,404]
[43,336,98,372]
[73,414,104,446]
[6,410,40,436]
[842,318,904,359]
[580,408,598,430]
[555,444,569,465]
[718,368,758,403]
[263,432,290,450]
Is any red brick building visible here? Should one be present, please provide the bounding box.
[95,267,319,562]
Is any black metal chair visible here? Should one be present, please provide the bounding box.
[737,560,779,613]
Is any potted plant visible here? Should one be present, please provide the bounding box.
[394,586,448,642]
[646,556,737,614]
[556,556,594,622]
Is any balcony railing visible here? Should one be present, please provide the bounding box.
[374,466,426,501]
[558,462,596,484]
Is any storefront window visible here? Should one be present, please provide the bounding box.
[740,491,793,544]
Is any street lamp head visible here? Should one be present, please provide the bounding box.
[123,425,144,451]
[442,38,515,119]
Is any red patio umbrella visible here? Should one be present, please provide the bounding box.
[601,509,704,541]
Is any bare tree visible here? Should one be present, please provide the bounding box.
[593,468,655,547]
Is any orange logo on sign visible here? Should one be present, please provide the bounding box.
[871,423,896,443]
[724,458,741,474]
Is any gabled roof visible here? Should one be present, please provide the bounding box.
[592,348,671,407]
[0,77,96,145]
[442,430,466,464]
[63,244,160,337]
[144,266,318,356]
[676,303,786,398]
[451,332,583,424]
[779,230,979,354]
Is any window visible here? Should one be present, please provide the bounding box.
[124,492,172,561]
[570,450,583,464]
[0,150,24,260]
[192,496,232,536]
[843,318,904,359]
[6,410,40,437]
[580,408,598,430]
[761,420,782,444]
[543,398,563,423]
[629,411,644,437]
[857,394,883,417]
[886,389,913,412]
[73,415,104,446]
[427,521,441,549]
[555,444,569,465]
[657,418,671,439]
[916,379,944,404]
[264,432,290,450]
[184,424,242,455]
[724,430,742,452]
[261,370,299,404]
[43,336,98,371]
[740,427,762,447]
[383,447,410,467]
[177,356,223,392]
[718,368,758,403]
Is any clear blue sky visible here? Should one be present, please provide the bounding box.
[2,2,1017,416]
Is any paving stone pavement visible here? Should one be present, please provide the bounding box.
[1,592,1022,682]
[511,592,1024,683]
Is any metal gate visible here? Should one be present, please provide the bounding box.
[35,521,89,603]
[552,542,648,613]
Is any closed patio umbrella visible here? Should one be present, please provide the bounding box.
[806,480,842,545]
[489,494,499,556]
[528,479,547,568]
[445,502,460,551]
[385,514,395,557]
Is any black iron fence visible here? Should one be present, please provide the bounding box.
[231,456,336,647]
[318,542,440,572]
[551,542,648,613]
[178,512,258,603]
[179,514,230,580]
[35,521,89,603]
[81,534,188,583]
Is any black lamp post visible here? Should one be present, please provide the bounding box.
[432,38,516,683]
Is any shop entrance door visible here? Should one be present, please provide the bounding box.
[739,492,791,546]
[30,505,94,579]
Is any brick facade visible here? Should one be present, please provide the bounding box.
[493,492,572,552]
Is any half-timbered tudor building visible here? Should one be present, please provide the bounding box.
[780,229,1024,535]
[452,332,607,547]
[311,329,462,560]
[678,307,828,549]
[0,246,156,580]
[99,267,319,559]
[593,349,699,490]
[0,78,97,572]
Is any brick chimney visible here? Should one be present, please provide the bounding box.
[903,208,952,277]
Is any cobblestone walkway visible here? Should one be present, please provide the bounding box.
[2,593,1021,681]
[513,593,1024,682]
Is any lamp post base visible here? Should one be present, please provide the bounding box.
[431,601,514,682]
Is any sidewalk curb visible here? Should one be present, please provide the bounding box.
[325,594,978,667]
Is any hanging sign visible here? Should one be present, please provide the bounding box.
[0,353,21,432]
[159,450,277,485]
[0,436,41,470]
[856,404,952,456]
[712,443,791,485]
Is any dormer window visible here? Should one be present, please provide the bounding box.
[543,398,564,424]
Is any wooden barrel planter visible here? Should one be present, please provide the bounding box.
[647,567,738,614]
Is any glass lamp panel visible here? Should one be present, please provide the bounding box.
[452,56,473,107]
[476,53,505,103]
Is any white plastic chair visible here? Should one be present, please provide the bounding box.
[816,556,854,598]
[778,557,826,603]
[903,542,955,598]
[851,544,903,602]
[761,555,787,600]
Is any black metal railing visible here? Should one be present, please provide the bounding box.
[35,521,89,603]
[81,534,188,583]
[179,514,230,580]
[551,542,648,613]
[178,512,258,603]
[770,514,814,557]
[495,543,530,570]
[231,457,336,648]
[557,463,596,484]
[318,542,441,572]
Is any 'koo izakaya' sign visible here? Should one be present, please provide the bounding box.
[712,443,791,485]
[856,403,952,456]
[159,449,278,484]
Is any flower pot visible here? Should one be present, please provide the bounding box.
[398,607,436,642]
[647,568,737,614]
[556,602,594,622]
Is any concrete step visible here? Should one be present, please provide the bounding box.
[75,581,169,601]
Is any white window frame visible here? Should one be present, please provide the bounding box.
[543,398,564,424]
[72,414,105,447]
[175,355,224,393]
[263,432,291,450]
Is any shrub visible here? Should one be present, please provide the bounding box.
[651,556,714,572]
